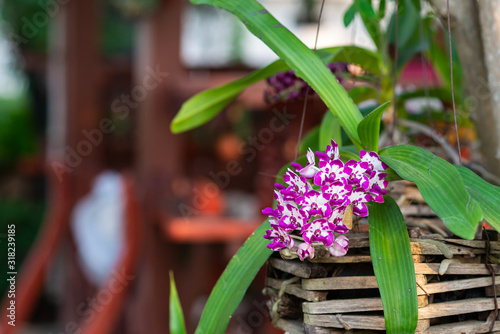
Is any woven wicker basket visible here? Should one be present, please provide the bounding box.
[265,182,500,334]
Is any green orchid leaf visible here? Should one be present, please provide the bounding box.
[426,28,464,104]
[349,86,378,104]
[378,0,386,19]
[319,111,342,151]
[410,0,421,10]
[384,167,403,181]
[369,196,418,334]
[319,46,382,77]
[188,0,363,145]
[169,272,187,334]
[195,221,273,334]
[395,16,432,72]
[339,144,359,154]
[385,0,433,73]
[344,3,357,27]
[387,0,419,56]
[455,165,500,231]
[171,60,289,133]
[355,0,382,49]
[339,148,360,162]
[299,126,320,155]
[357,101,390,152]
[171,44,381,134]
[380,145,483,239]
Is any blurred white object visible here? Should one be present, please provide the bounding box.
[405,97,444,114]
[71,171,125,286]
[224,191,259,220]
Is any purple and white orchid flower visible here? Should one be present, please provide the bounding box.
[360,150,388,172]
[262,139,389,261]
[264,226,294,251]
[281,169,311,199]
[301,219,335,247]
[297,243,315,261]
[291,148,319,179]
[297,190,332,218]
[328,235,349,257]
[314,159,345,187]
[317,139,340,167]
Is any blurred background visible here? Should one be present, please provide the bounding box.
[0,0,498,333]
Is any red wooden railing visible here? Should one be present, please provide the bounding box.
[0,171,142,334]
[0,168,71,334]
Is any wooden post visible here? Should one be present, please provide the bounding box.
[46,0,101,326]
[133,0,186,332]
[47,0,101,196]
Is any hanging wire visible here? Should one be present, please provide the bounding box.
[390,0,399,141]
[446,0,462,165]
[418,0,432,124]
[295,0,327,161]
[295,91,310,161]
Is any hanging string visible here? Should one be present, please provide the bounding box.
[446,0,462,165]
[295,0,326,161]
[295,92,311,162]
[418,0,431,124]
[390,0,399,141]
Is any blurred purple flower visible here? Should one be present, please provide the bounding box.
[264,62,349,103]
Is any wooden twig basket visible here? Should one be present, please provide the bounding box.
[265,232,500,334]
[265,182,500,333]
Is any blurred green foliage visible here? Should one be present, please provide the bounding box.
[101,1,135,56]
[0,0,134,56]
[0,0,47,53]
[0,199,45,297]
[110,0,157,19]
[0,95,37,173]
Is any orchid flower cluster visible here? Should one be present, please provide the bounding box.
[263,140,389,261]
[264,62,349,103]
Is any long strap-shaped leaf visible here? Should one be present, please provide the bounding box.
[171,60,289,133]
[169,272,187,334]
[190,0,363,145]
[319,111,341,151]
[455,165,500,231]
[318,46,382,76]
[171,45,380,134]
[369,196,418,334]
[380,145,483,239]
[195,220,272,334]
[355,0,383,49]
[357,101,390,152]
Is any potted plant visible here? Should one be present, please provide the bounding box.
[169,0,500,333]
